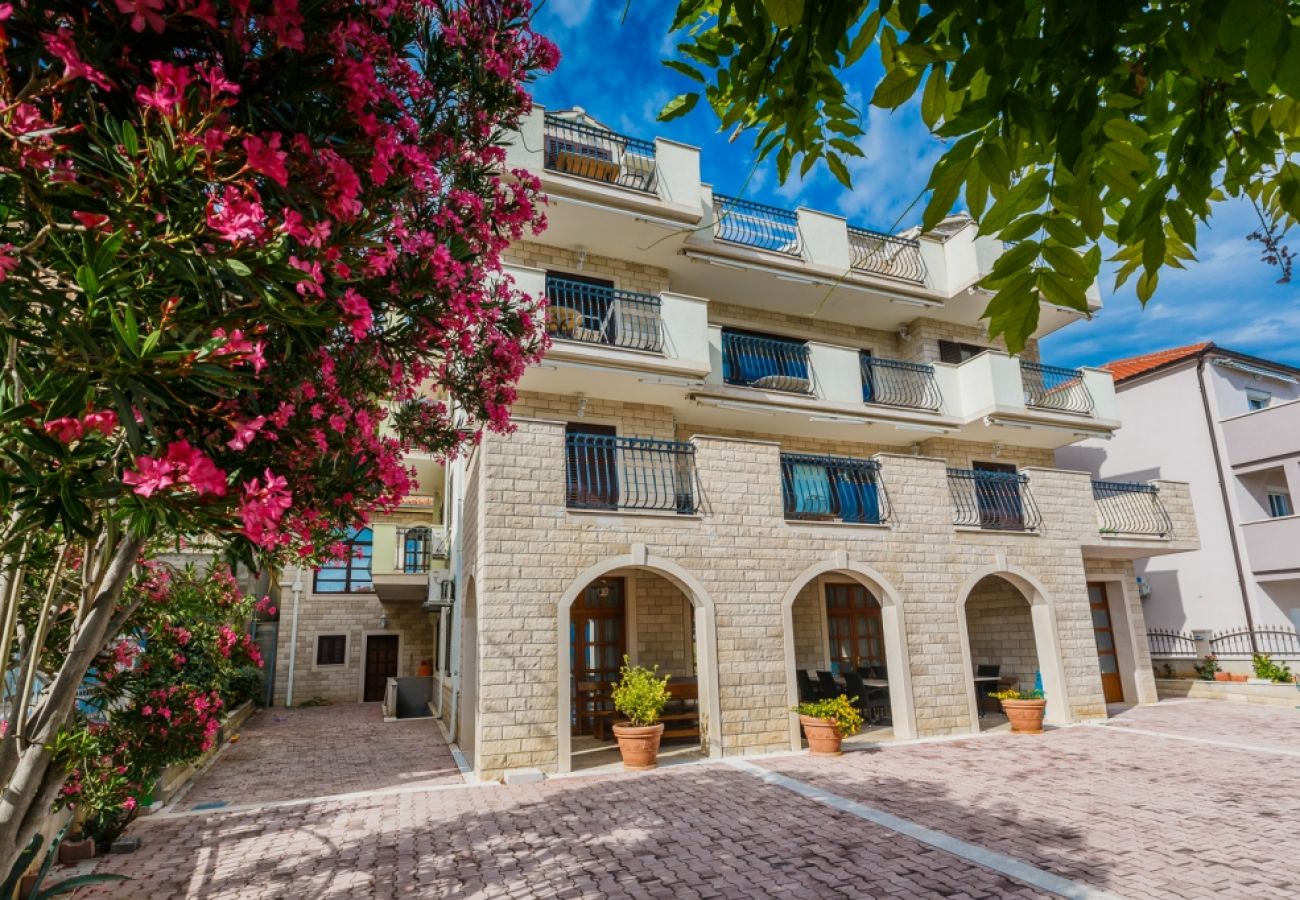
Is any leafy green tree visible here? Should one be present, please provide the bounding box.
[662,0,1300,350]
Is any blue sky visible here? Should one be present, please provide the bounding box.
[530,1,1299,368]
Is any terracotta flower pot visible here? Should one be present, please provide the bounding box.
[1231,673,1248,682]
[613,722,664,770]
[1214,672,1231,682]
[799,715,844,756]
[999,698,1047,734]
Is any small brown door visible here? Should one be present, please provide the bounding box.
[363,634,399,702]
[1087,583,1124,703]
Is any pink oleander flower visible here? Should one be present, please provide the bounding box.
[243,132,288,187]
[0,244,17,281]
[82,409,119,436]
[226,415,266,451]
[206,185,267,244]
[43,28,114,91]
[339,288,374,341]
[115,0,166,33]
[135,60,193,115]
[123,441,227,498]
[44,417,84,444]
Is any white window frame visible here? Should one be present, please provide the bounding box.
[1266,490,1293,518]
[1246,389,1272,411]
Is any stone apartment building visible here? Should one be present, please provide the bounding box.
[271,106,1200,782]
[429,107,1200,781]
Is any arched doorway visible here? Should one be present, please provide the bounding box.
[957,569,1070,732]
[556,553,721,774]
[781,559,917,751]
[456,578,477,764]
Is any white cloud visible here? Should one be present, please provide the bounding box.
[544,0,594,29]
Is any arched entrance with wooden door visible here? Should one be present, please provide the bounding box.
[556,551,721,773]
[782,558,917,750]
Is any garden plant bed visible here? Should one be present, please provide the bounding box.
[1155,678,1300,708]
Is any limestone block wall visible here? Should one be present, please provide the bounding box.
[505,242,669,295]
[965,576,1040,690]
[465,415,1115,779]
[632,570,693,676]
[792,581,825,671]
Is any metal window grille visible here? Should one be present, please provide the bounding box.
[545,276,663,352]
[721,331,813,393]
[565,433,698,514]
[847,227,926,283]
[542,114,657,193]
[395,526,447,574]
[1092,481,1173,537]
[947,468,1042,531]
[860,355,943,410]
[780,453,891,524]
[1020,361,1094,414]
[713,194,803,256]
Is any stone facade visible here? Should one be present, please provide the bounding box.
[456,413,1192,780]
[965,575,1040,690]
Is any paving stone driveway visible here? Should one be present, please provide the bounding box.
[77,701,1300,899]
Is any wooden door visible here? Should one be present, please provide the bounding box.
[570,578,626,736]
[363,634,399,702]
[1087,583,1124,702]
[825,583,884,672]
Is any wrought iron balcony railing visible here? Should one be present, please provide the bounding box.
[542,114,657,193]
[1021,361,1094,414]
[545,276,663,353]
[947,468,1041,531]
[394,526,447,574]
[1092,481,1172,537]
[847,227,926,283]
[860,355,943,411]
[721,331,813,394]
[780,453,891,525]
[713,194,803,256]
[566,434,698,514]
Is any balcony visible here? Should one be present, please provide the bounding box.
[1092,481,1173,538]
[1241,514,1300,577]
[713,194,803,256]
[542,113,656,193]
[780,453,891,525]
[721,331,812,394]
[1220,397,1300,468]
[847,226,926,283]
[947,468,1042,532]
[1020,361,1094,414]
[546,276,663,353]
[861,356,943,411]
[370,524,447,602]
[566,433,698,515]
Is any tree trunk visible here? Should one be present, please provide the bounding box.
[0,533,143,878]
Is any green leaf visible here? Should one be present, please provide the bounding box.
[844,11,881,66]
[1101,140,1149,173]
[826,153,852,188]
[920,66,947,128]
[75,265,100,300]
[121,120,139,157]
[1135,268,1159,304]
[1101,117,1149,147]
[981,271,1040,353]
[224,258,252,277]
[761,0,804,29]
[1043,217,1087,247]
[872,67,923,109]
[1041,243,1089,279]
[658,92,700,121]
[1038,270,1089,312]
[976,142,1011,188]
[663,59,706,83]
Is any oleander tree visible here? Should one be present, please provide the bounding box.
[661,0,1300,350]
[0,0,556,872]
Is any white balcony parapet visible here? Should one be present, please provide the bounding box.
[796,208,851,272]
[653,137,702,209]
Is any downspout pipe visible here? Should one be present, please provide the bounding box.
[1197,354,1258,652]
[284,570,304,707]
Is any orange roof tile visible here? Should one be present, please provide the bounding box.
[1102,342,1214,383]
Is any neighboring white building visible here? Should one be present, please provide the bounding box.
[1058,343,1300,634]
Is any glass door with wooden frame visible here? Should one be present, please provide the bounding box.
[825,583,884,673]
[1087,582,1124,703]
[570,578,626,736]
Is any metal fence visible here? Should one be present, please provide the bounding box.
[1146,628,1198,658]
[542,114,657,193]
[847,227,926,283]
[947,468,1041,531]
[566,433,698,514]
[713,194,803,256]
[1020,361,1094,414]
[395,526,447,574]
[721,331,812,393]
[545,276,663,352]
[780,453,892,524]
[1210,626,1300,658]
[861,355,943,410]
[1092,481,1173,537]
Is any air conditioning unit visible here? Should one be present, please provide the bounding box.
[1136,577,1151,598]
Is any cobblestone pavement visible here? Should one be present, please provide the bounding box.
[176,704,463,810]
[75,701,1300,898]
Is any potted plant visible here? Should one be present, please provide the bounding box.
[610,658,670,770]
[793,695,864,756]
[990,688,1047,733]
[1252,653,1294,684]
[1194,654,1220,681]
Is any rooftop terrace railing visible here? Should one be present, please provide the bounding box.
[780,453,891,525]
[947,468,1041,531]
[713,194,803,256]
[545,276,663,353]
[542,114,656,193]
[847,227,926,283]
[1092,481,1172,537]
[721,331,813,394]
[1021,361,1094,414]
[861,355,943,411]
[566,433,697,514]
